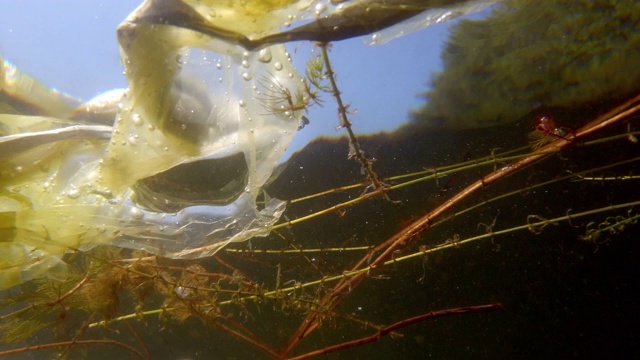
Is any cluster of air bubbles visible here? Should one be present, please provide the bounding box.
[315,3,326,16]
[283,14,293,28]
[241,51,252,81]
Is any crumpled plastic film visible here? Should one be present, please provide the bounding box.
[0,0,309,289]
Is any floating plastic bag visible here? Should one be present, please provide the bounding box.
[1,0,497,289]
[0,0,311,289]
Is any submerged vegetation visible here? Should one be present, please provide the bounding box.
[1,87,638,358]
[2,0,640,359]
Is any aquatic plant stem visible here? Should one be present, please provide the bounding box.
[278,93,640,357]
[0,340,147,359]
[45,273,90,307]
[215,320,280,359]
[320,43,385,192]
[287,303,503,360]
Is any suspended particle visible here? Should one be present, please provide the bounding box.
[298,115,310,130]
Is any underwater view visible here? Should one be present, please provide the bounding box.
[1,0,639,358]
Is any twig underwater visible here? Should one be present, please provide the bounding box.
[2,1,640,359]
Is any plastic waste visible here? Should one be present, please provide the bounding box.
[0,1,310,289]
[1,0,495,289]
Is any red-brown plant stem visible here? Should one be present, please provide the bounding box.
[44,273,90,307]
[0,339,147,359]
[126,321,151,360]
[279,94,640,357]
[215,320,280,358]
[320,43,384,191]
[287,303,503,360]
[214,254,251,281]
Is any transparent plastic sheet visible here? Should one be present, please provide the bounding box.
[366,0,495,45]
[0,0,499,290]
[0,1,309,289]
[0,55,82,118]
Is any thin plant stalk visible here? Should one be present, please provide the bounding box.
[320,43,385,191]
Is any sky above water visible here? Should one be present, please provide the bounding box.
[0,1,473,157]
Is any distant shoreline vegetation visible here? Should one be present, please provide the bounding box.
[413,0,640,129]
